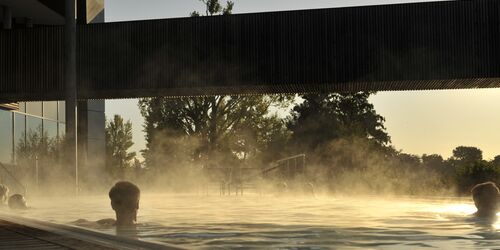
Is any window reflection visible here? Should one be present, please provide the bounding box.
[0,110,13,164]
[58,101,65,122]
[26,102,43,117]
[59,123,66,139]
[43,101,58,120]
[14,113,26,163]
[27,116,42,135]
[44,120,58,141]
[18,102,26,113]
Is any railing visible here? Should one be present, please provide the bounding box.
[0,162,27,196]
[204,154,307,196]
[262,154,306,176]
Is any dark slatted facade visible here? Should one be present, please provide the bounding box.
[1,0,500,101]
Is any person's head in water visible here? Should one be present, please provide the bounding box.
[8,194,27,210]
[471,182,500,218]
[109,181,140,227]
[0,184,9,204]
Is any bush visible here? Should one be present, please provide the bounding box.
[455,161,500,194]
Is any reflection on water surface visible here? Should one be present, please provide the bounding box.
[10,194,500,249]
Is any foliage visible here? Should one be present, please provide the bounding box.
[14,125,66,190]
[422,154,444,169]
[139,95,292,170]
[140,1,292,172]
[289,92,390,153]
[191,0,234,16]
[287,92,391,176]
[452,146,483,165]
[455,161,500,193]
[491,155,500,167]
[105,115,136,178]
[15,125,57,164]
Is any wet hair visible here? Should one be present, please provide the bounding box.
[471,182,500,214]
[109,181,140,211]
[8,194,27,210]
[471,182,500,199]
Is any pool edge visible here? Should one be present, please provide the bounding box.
[0,212,185,250]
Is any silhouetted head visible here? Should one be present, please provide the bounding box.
[0,184,9,204]
[109,181,140,227]
[8,194,27,210]
[471,182,500,218]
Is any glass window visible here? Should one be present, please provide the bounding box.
[24,116,43,162]
[26,102,43,117]
[44,120,58,141]
[14,113,26,163]
[43,101,58,120]
[26,116,43,136]
[18,102,26,113]
[58,123,66,139]
[0,110,13,164]
[58,101,65,122]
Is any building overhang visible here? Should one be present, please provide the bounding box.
[1,0,500,101]
[0,0,64,25]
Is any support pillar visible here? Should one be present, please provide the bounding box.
[64,0,78,194]
[2,5,12,29]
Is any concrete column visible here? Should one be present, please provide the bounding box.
[64,0,78,194]
[2,5,12,29]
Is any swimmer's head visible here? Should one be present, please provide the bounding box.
[0,184,9,203]
[109,181,140,226]
[471,182,500,217]
[8,194,27,210]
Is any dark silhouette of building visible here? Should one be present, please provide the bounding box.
[0,0,105,192]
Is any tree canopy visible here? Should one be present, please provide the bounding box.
[452,146,483,166]
[105,115,136,177]
[139,95,292,169]
[288,92,390,152]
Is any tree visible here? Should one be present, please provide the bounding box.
[15,125,62,186]
[289,92,390,152]
[397,153,421,168]
[452,146,482,165]
[105,115,136,177]
[139,95,292,169]
[491,155,500,167]
[139,1,293,171]
[455,161,500,193]
[422,154,444,169]
[191,0,234,17]
[286,92,393,191]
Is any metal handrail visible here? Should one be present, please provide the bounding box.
[0,162,27,196]
[275,154,306,163]
[262,154,306,175]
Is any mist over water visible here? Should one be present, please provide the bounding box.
[6,192,499,249]
[7,92,498,249]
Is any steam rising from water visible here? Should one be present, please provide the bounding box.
[7,194,500,249]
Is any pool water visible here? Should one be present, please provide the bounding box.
[11,194,500,249]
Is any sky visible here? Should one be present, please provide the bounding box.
[104,0,500,160]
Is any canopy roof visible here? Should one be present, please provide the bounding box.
[1,0,500,101]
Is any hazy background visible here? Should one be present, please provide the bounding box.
[104,0,500,160]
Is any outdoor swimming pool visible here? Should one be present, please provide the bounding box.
[8,193,500,249]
